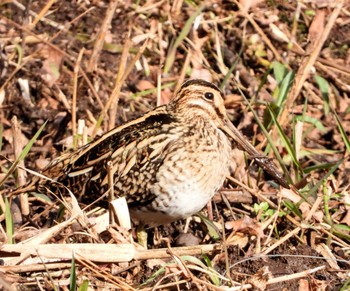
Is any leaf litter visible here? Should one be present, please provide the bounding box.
[0,0,349,290]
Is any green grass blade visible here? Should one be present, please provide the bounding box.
[163,5,204,74]
[272,61,289,85]
[333,111,350,154]
[234,81,292,184]
[70,253,76,291]
[196,212,220,240]
[275,71,294,108]
[140,255,209,286]
[283,199,302,218]
[295,115,326,132]
[5,197,14,244]
[340,277,350,291]
[315,75,330,116]
[15,43,23,66]
[129,82,175,98]
[140,265,165,286]
[267,104,300,169]
[303,162,337,174]
[271,62,294,109]
[0,121,47,187]
[220,46,243,90]
[334,224,350,232]
[307,158,343,197]
[201,253,220,286]
[78,280,89,291]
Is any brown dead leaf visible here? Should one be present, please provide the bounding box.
[308,9,326,51]
[299,279,310,291]
[312,210,324,222]
[190,31,207,69]
[224,93,243,107]
[108,224,133,244]
[39,45,64,87]
[239,0,263,13]
[225,215,264,238]
[226,232,249,248]
[135,80,155,91]
[279,188,301,202]
[2,128,28,146]
[215,189,253,204]
[340,211,350,226]
[35,158,50,170]
[299,201,312,219]
[229,148,247,182]
[111,197,131,230]
[159,88,172,106]
[37,95,60,110]
[248,266,272,291]
[89,212,109,234]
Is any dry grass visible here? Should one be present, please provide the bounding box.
[0,0,349,290]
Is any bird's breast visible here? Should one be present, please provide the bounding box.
[140,126,232,224]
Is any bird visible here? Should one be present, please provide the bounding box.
[11,79,288,226]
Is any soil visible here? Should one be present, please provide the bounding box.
[0,0,349,290]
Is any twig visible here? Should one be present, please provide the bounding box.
[175,50,192,93]
[11,0,66,30]
[109,36,131,130]
[222,217,235,286]
[11,116,28,217]
[171,0,183,16]
[0,262,73,274]
[76,256,136,290]
[278,0,344,127]
[263,227,301,255]
[87,0,120,72]
[0,15,104,111]
[30,0,57,29]
[267,265,325,285]
[72,48,85,149]
[107,161,115,225]
[223,265,325,290]
[315,243,340,270]
[93,39,149,137]
[232,0,285,64]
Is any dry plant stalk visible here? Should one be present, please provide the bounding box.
[278,0,344,127]
[109,37,131,130]
[87,0,120,72]
[11,116,28,216]
[29,0,57,29]
[72,48,85,149]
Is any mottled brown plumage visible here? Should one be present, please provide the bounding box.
[13,79,288,225]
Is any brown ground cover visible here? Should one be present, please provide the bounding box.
[0,0,349,290]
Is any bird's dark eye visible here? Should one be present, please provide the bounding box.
[204,92,214,101]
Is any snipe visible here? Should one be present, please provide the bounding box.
[12,79,288,225]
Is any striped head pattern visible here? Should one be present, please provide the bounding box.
[169,79,229,127]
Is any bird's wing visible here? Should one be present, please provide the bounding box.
[40,106,178,200]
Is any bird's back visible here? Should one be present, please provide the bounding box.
[35,106,177,204]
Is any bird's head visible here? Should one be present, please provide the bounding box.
[169,79,237,139]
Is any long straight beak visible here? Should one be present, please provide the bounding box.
[222,117,290,189]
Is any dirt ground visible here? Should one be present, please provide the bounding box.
[0,0,349,290]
